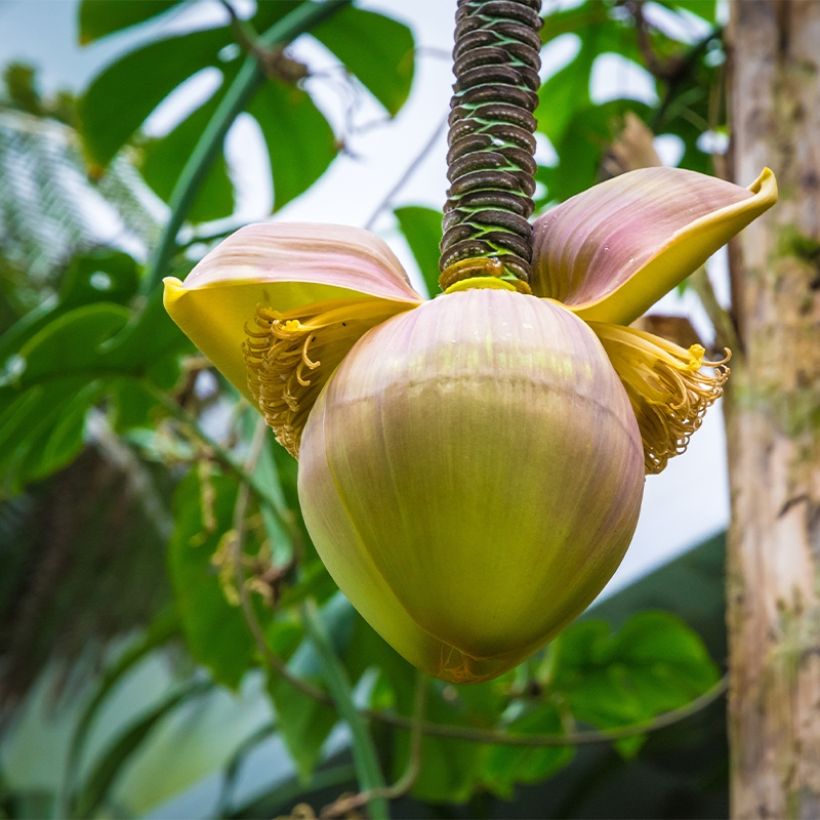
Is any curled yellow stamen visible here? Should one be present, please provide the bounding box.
[591,322,730,475]
[243,298,407,457]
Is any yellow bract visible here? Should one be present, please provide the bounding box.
[244,297,412,457]
[591,322,730,474]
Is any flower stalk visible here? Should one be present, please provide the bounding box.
[439,0,542,292]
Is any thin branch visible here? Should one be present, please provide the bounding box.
[218,0,310,84]
[625,0,681,82]
[363,114,448,230]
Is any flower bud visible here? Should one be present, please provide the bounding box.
[298,288,644,683]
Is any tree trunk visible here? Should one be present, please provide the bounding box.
[726,1,820,817]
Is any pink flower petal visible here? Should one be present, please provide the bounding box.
[184,222,422,302]
[531,167,777,323]
[164,223,422,399]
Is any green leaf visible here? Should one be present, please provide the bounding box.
[0,249,139,364]
[541,101,651,204]
[0,303,130,490]
[661,0,717,22]
[101,286,190,381]
[59,249,141,308]
[167,470,257,689]
[541,2,609,43]
[10,302,130,383]
[536,48,593,146]
[61,612,179,817]
[141,79,235,222]
[313,6,415,116]
[78,0,188,45]
[393,205,442,297]
[550,612,719,756]
[78,27,230,166]
[482,704,574,798]
[0,375,102,493]
[0,291,190,491]
[249,78,338,211]
[73,680,211,817]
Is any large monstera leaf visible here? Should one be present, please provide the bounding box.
[77,0,415,221]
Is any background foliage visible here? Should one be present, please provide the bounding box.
[0,1,731,817]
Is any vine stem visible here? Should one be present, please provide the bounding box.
[301,601,390,819]
[142,0,350,294]
[321,669,428,818]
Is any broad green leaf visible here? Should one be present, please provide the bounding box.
[63,612,179,812]
[78,27,230,166]
[140,79,235,222]
[102,287,190,381]
[0,250,139,364]
[540,101,651,204]
[536,47,593,145]
[267,674,336,783]
[72,680,211,817]
[249,79,338,211]
[167,470,256,689]
[550,612,719,756]
[78,0,188,45]
[0,303,133,491]
[482,704,574,798]
[661,0,717,22]
[541,2,610,44]
[0,376,102,493]
[59,249,141,308]
[252,0,304,31]
[313,7,415,116]
[10,302,130,383]
[0,295,188,488]
[393,205,442,297]
[27,380,101,480]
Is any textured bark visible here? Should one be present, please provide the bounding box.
[726,1,820,817]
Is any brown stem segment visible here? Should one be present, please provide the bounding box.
[439,0,542,292]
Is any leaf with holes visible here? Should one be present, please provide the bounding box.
[249,78,338,211]
[77,0,188,45]
[79,27,231,167]
[313,6,415,117]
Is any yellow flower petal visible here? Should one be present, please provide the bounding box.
[163,223,422,403]
[531,167,777,324]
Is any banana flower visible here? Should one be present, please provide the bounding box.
[164,166,776,683]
